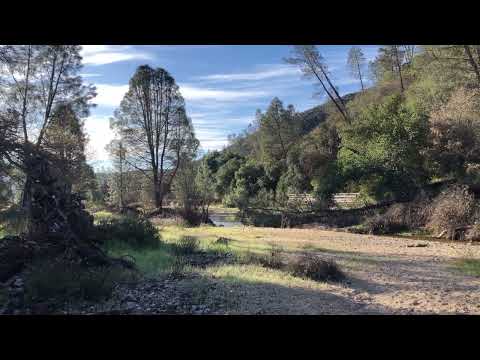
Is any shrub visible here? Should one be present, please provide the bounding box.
[173,236,200,255]
[258,243,285,269]
[0,205,28,235]
[427,185,476,239]
[364,213,404,235]
[95,216,160,249]
[23,260,135,305]
[215,237,231,246]
[169,257,186,278]
[466,224,480,242]
[364,194,434,235]
[289,254,344,282]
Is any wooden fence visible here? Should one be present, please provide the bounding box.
[287,192,360,207]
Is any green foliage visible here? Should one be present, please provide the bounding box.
[228,161,271,209]
[214,155,246,199]
[95,216,160,249]
[339,95,429,201]
[257,98,301,168]
[195,159,216,216]
[23,260,136,304]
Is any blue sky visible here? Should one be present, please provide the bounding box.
[81,45,380,170]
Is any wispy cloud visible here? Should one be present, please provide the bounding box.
[81,45,153,66]
[179,84,268,102]
[196,64,301,82]
[80,73,102,78]
[92,84,129,107]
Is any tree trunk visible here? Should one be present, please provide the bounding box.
[464,45,480,87]
[394,46,405,92]
[154,177,162,210]
[357,61,364,91]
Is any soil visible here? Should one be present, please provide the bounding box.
[2,229,479,315]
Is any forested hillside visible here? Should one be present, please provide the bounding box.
[197,46,480,224]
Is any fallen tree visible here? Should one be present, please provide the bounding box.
[0,149,135,284]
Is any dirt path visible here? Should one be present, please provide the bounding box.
[247,228,480,314]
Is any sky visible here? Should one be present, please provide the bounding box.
[80,45,380,170]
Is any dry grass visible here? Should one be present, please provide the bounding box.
[427,185,476,239]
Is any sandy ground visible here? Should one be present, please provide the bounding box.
[237,228,480,314]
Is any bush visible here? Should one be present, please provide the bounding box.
[0,205,28,235]
[215,237,231,246]
[258,243,284,269]
[95,216,160,249]
[364,194,434,235]
[364,213,404,235]
[173,236,200,255]
[466,224,480,242]
[427,185,476,239]
[289,253,344,282]
[169,257,187,278]
[23,260,135,305]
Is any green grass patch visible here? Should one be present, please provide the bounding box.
[92,210,121,223]
[453,258,480,277]
[105,243,176,277]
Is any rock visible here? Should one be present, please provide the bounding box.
[11,278,23,288]
[125,302,137,310]
[31,302,50,314]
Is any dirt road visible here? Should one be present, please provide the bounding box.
[231,228,480,314]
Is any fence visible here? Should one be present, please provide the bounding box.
[288,193,360,208]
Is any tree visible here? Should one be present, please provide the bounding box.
[369,46,405,92]
[42,103,95,194]
[257,98,301,167]
[347,46,366,91]
[195,159,216,222]
[111,65,198,210]
[0,45,95,232]
[339,95,429,201]
[420,46,480,88]
[172,159,200,222]
[106,139,128,209]
[285,45,350,123]
[229,161,269,210]
[428,87,480,180]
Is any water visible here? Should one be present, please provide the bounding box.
[209,211,242,227]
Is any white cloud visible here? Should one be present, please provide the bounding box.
[81,45,153,66]
[196,64,301,82]
[179,84,268,102]
[92,84,129,107]
[80,73,102,78]
[199,139,229,152]
[84,116,115,162]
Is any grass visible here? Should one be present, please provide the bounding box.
[201,263,333,291]
[92,210,121,223]
[105,243,176,277]
[453,258,480,277]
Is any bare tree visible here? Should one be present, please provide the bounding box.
[347,46,366,91]
[111,65,198,211]
[285,45,350,123]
